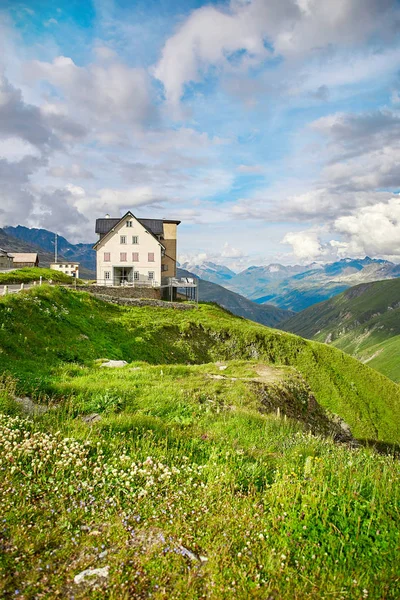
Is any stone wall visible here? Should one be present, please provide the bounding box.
[91,294,196,310]
[79,285,161,300]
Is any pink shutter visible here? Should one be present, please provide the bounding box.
[148,252,155,262]
[104,252,110,262]
[120,252,127,262]
[132,252,139,262]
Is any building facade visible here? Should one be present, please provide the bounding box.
[0,248,13,270]
[50,262,80,278]
[94,212,180,286]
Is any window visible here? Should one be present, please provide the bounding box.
[120,235,127,244]
[148,271,155,280]
[132,235,139,244]
[132,252,139,262]
[162,264,168,272]
[104,252,110,262]
[126,221,133,227]
[120,252,127,262]
[105,271,110,280]
[134,271,140,280]
[148,252,155,262]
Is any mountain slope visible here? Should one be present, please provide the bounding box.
[4,225,96,272]
[282,279,400,382]
[179,260,236,285]
[0,228,61,267]
[177,267,294,326]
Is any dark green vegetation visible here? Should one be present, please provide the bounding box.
[282,279,400,383]
[178,267,294,327]
[0,287,399,599]
[0,267,75,285]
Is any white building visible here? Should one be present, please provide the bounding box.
[50,262,80,278]
[94,212,180,286]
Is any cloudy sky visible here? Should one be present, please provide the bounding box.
[1,0,400,269]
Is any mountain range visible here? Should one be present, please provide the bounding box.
[282,278,400,383]
[182,258,400,311]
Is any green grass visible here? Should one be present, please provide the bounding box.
[0,286,399,598]
[0,267,75,285]
[282,279,400,382]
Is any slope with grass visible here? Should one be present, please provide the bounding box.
[281,279,400,382]
[178,267,294,327]
[0,286,399,599]
[0,267,76,285]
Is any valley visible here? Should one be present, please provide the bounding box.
[282,279,400,383]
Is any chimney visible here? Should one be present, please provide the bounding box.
[105,213,110,219]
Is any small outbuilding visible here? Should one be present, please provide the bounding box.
[9,253,39,268]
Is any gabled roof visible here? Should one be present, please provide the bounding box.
[9,253,38,262]
[93,212,166,250]
[0,248,12,258]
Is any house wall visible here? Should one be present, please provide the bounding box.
[95,217,163,286]
[50,263,80,277]
[12,262,36,268]
[161,222,178,278]
[0,255,13,270]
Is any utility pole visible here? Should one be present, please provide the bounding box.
[55,233,58,263]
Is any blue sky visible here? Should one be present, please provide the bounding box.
[1,0,400,269]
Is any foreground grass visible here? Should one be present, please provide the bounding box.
[0,267,75,285]
[0,286,399,598]
[0,405,399,599]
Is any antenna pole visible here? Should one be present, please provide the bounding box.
[55,233,58,263]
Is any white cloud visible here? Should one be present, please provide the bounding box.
[26,55,154,126]
[221,242,244,259]
[154,0,397,108]
[282,229,326,261]
[333,196,400,258]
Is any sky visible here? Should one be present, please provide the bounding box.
[1,0,400,270]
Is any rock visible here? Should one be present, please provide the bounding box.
[100,360,128,368]
[82,413,101,424]
[14,397,49,415]
[74,566,109,585]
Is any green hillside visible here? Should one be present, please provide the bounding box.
[282,279,400,382]
[0,287,399,598]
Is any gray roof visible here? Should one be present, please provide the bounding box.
[95,216,165,237]
[138,219,164,236]
[95,218,121,235]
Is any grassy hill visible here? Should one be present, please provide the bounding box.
[178,267,294,327]
[0,287,399,598]
[281,279,400,382]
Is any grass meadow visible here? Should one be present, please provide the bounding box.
[0,286,399,598]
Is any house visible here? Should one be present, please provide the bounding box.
[0,248,13,270]
[94,212,180,286]
[50,262,80,278]
[9,253,39,268]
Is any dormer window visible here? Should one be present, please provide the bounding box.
[126,221,133,227]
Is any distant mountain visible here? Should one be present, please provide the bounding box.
[0,228,95,279]
[0,228,62,268]
[179,261,236,285]
[5,226,96,272]
[226,258,400,312]
[177,267,294,327]
[281,278,400,383]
